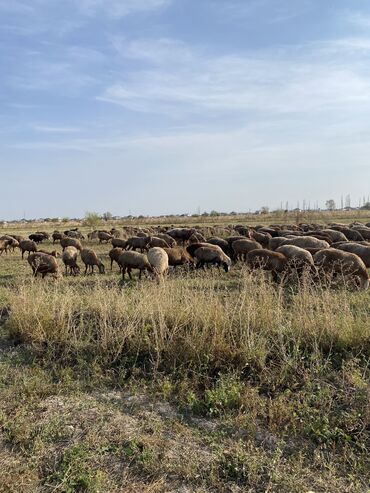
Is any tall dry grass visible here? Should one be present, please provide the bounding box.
[5,271,370,386]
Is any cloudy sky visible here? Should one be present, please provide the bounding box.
[1,0,370,219]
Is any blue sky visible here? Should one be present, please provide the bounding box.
[1,0,370,219]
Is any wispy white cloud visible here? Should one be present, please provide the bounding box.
[76,0,171,18]
[98,38,370,117]
[32,125,81,133]
[111,37,193,64]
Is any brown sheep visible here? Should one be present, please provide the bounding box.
[52,231,63,243]
[206,237,231,255]
[62,246,80,276]
[156,233,176,247]
[163,247,194,268]
[19,239,37,259]
[117,251,153,280]
[282,236,330,250]
[112,238,128,249]
[314,249,369,289]
[27,252,59,278]
[80,248,105,274]
[268,237,289,251]
[232,239,262,261]
[148,237,170,249]
[193,246,232,272]
[109,247,124,270]
[246,249,288,282]
[333,242,370,268]
[167,228,196,245]
[60,236,82,252]
[126,236,151,252]
[98,231,113,243]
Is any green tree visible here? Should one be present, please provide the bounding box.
[84,211,101,229]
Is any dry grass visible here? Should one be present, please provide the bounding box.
[0,215,369,491]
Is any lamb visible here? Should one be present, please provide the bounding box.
[19,239,37,259]
[112,238,128,249]
[80,248,105,274]
[163,247,194,268]
[0,236,18,253]
[333,242,370,268]
[232,239,262,261]
[314,249,369,289]
[126,236,151,252]
[193,246,232,272]
[147,247,169,279]
[98,231,113,243]
[65,230,85,239]
[246,249,288,282]
[117,251,153,280]
[87,230,99,240]
[62,246,80,275]
[109,247,123,270]
[60,236,82,252]
[27,252,59,278]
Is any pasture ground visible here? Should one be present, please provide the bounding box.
[0,212,369,492]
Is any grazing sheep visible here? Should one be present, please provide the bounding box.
[27,252,59,278]
[60,236,82,252]
[188,232,206,243]
[163,247,194,268]
[126,236,151,252]
[117,251,153,280]
[281,236,330,250]
[249,230,271,247]
[330,226,364,241]
[87,230,99,240]
[321,229,348,243]
[232,239,262,261]
[52,231,63,243]
[193,246,232,272]
[110,228,121,238]
[35,231,50,240]
[314,249,369,289]
[206,237,231,255]
[148,237,170,249]
[98,231,113,243]
[62,246,80,276]
[19,239,37,259]
[352,228,370,240]
[29,233,46,244]
[156,233,176,247]
[276,245,315,278]
[109,247,123,270]
[333,242,370,268]
[268,237,289,250]
[65,229,85,239]
[0,239,9,256]
[167,228,196,245]
[147,247,169,279]
[246,249,288,282]
[112,238,128,249]
[80,248,105,274]
[0,236,19,253]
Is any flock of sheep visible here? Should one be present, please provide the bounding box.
[1,220,370,288]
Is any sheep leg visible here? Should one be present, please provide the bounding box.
[84,264,88,275]
[128,269,133,280]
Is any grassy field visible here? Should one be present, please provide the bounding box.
[0,214,369,492]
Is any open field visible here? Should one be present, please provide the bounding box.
[0,213,369,492]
